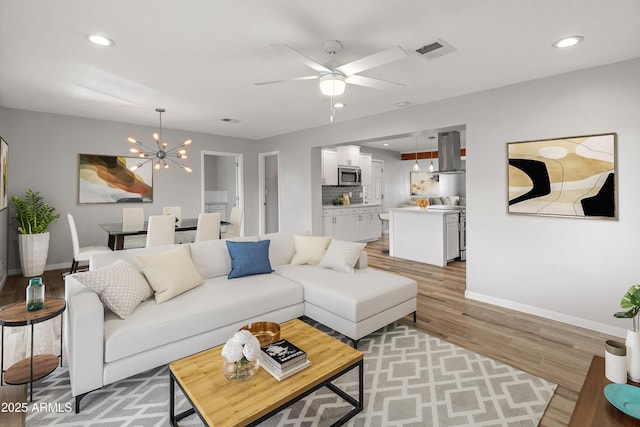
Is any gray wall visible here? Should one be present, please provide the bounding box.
[258,58,640,338]
[0,108,259,275]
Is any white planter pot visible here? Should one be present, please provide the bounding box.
[626,329,640,381]
[18,232,50,277]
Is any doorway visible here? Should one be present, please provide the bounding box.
[201,151,244,228]
[259,151,280,234]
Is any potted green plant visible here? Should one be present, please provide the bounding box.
[11,189,60,277]
[614,285,640,381]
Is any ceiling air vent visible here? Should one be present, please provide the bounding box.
[414,39,456,60]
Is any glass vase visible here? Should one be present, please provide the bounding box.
[223,357,260,381]
[26,277,45,312]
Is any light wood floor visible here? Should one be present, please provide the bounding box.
[0,236,614,426]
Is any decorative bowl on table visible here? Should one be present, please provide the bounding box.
[240,321,281,347]
[416,199,429,208]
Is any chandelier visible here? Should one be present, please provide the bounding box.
[127,108,192,173]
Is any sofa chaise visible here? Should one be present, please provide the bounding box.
[64,231,417,412]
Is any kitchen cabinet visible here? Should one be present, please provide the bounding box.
[322,205,382,242]
[359,154,372,185]
[321,149,338,186]
[445,214,460,261]
[205,203,227,221]
[388,207,460,267]
[337,145,360,167]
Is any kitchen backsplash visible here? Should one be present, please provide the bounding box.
[322,185,363,205]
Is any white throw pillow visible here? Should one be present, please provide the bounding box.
[136,246,204,303]
[318,239,366,273]
[291,235,332,265]
[73,259,153,319]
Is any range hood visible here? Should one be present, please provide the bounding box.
[437,131,465,174]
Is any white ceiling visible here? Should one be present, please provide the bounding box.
[1,1,639,141]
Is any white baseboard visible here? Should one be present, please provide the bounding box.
[8,262,72,277]
[465,290,627,339]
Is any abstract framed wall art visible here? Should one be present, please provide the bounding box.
[0,137,7,210]
[507,133,617,219]
[78,154,153,204]
[410,171,439,196]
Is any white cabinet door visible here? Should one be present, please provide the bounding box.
[357,210,371,241]
[337,145,360,167]
[322,215,334,237]
[445,214,460,261]
[334,214,351,241]
[321,149,338,186]
[360,154,372,185]
[370,160,383,205]
[369,207,382,239]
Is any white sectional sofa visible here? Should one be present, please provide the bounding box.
[64,231,417,412]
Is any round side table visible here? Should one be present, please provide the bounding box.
[0,298,66,402]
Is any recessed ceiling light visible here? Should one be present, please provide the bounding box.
[396,101,411,108]
[383,143,389,146]
[334,103,345,109]
[552,36,584,48]
[85,33,115,47]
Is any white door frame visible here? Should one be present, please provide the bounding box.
[200,150,244,230]
[258,151,280,234]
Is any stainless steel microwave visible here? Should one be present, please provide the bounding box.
[338,166,361,186]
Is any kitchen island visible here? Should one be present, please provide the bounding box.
[388,207,460,267]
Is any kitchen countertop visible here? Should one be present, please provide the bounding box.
[322,203,382,209]
[388,206,461,215]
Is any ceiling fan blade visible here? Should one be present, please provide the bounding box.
[254,75,319,86]
[272,44,331,73]
[345,74,406,91]
[337,46,408,76]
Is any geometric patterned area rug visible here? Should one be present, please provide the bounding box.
[26,322,556,427]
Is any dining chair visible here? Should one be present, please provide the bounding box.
[67,213,111,274]
[122,207,146,249]
[224,207,243,238]
[195,212,222,242]
[146,214,176,247]
[163,206,182,226]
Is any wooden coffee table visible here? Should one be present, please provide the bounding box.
[569,355,640,426]
[169,319,364,426]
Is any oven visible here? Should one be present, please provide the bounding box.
[459,209,466,261]
[338,166,361,186]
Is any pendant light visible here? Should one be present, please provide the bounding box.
[413,136,420,171]
[127,108,192,173]
[428,136,436,172]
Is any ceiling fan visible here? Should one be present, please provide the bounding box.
[255,40,409,97]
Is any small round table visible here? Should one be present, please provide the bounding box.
[0,298,66,402]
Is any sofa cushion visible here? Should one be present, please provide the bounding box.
[259,231,309,267]
[275,264,417,323]
[226,240,274,279]
[103,273,304,362]
[136,246,204,303]
[73,259,152,319]
[318,239,366,273]
[90,244,183,271]
[189,237,259,279]
[291,235,332,265]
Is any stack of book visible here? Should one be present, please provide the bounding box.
[259,338,311,381]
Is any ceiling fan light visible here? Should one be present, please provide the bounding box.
[319,74,346,96]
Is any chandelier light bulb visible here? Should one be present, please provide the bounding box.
[429,161,435,173]
[413,160,420,171]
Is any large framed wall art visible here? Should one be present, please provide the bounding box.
[410,171,439,196]
[0,137,7,210]
[78,154,153,204]
[507,133,617,219]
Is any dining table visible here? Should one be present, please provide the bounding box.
[99,218,230,250]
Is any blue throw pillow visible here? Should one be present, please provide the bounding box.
[226,240,274,279]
